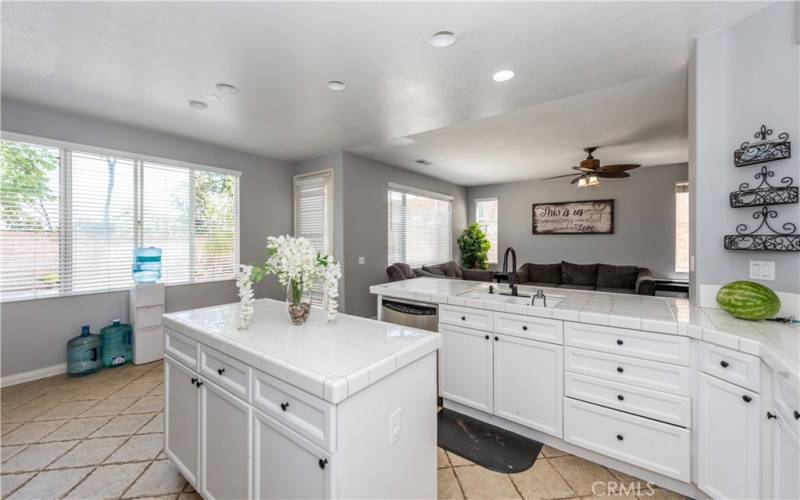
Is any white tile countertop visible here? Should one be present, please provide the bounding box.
[371,278,800,390]
[162,298,440,404]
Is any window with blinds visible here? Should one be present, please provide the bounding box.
[387,184,453,268]
[294,171,333,307]
[475,197,498,263]
[0,137,240,301]
[675,181,689,273]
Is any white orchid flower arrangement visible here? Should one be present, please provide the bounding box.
[251,235,342,322]
[236,264,255,329]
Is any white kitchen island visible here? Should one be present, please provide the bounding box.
[372,278,800,500]
[161,298,439,500]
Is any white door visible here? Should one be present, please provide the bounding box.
[253,410,330,500]
[164,356,200,487]
[200,380,251,500]
[440,323,493,413]
[697,373,761,499]
[493,334,563,437]
[771,413,800,499]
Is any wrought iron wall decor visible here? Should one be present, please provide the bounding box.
[734,124,791,167]
[729,166,798,207]
[724,206,800,251]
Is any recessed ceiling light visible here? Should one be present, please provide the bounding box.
[416,159,432,166]
[204,94,221,102]
[215,82,239,94]
[188,100,208,110]
[327,80,346,91]
[492,70,515,82]
[430,31,456,48]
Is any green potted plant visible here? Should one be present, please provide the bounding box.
[457,223,491,270]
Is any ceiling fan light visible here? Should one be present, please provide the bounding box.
[577,176,588,188]
[587,174,600,186]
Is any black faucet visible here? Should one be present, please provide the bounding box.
[502,247,518,296]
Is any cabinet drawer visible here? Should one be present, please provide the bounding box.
[699,342,760,392]
[773,374,800,437]
[440,305,493,331]
[136,305,164,328]
[494,312,563,344]
[252,369,335,452]
[165,328,198,370]
[564,398,690,481]
[565,372,691,427]
[565,322,690,366]
[199,345,250,400]
[565,347,690,396]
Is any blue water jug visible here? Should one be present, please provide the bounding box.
[100,319,132,368]
[67,325,102,376]
[133,247,161,283]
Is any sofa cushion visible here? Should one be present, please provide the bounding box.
[559,284,596,291]
[561,262,598,287]
[414,268,447,279]
[597,287,635,295]
[527,263,562,285]
[596,264,639,290]
[440,261,464,279]
[462,268,494,282]
[421,264,447,276]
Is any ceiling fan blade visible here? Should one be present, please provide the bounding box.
[542,173,579,180]
[600,164,641,173]
[597,171,631,179]
[570,176,582,184]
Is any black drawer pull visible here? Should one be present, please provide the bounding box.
[191,377,198,385]
[767,412,778,420]
[616,367,624,373]
[196,380,203,387]
[484,335,489,340]
[794,410,800,420]
[318,458,328,469]
[743,395,752,403]
[720,360,730,368]
[217,368,226,375]
[616,339,624,346]
[461,316,466,321]
[280,402,290,412]
[617,395,625,401]
[494,336,499,341]
[522,325,528,331]
[616,434,624,441]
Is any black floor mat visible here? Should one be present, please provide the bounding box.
[438,408,543,474]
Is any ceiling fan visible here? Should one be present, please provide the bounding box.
[544,147,641,187]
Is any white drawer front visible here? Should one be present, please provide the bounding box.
[773,374,800,436]
[564,398,690,481]
[699,342,760,392]
[440,304,493,331]
[132,284,164,307]
[137,305,164,328]
[565,347,690,396]
[165,328,198,370]
[199,345,250,400]
[564,372,691,427]
[565,322,690,366]
[494,312,563,344]
[252,369,335,452]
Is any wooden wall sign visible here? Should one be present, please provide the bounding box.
[532,199,614,234]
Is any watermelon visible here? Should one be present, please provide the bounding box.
[716,281,781,320]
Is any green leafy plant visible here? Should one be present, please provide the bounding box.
[457,223,491,270]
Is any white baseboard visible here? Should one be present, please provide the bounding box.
[699,284,800,318]
[1,363,67,388]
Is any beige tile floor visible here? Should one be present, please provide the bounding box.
[2,361,688,499]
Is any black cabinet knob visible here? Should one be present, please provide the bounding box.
[616,434,624,441]
[494,336,499,341]
[617,395,625,401]
[191,377,198,385]
[196,380,203,387]
[484,334,490,340]
[280,402,290,412]
[522,325,528,331]
[743,395,752,403]
[318,458,328,469]
[461,316,466,321]
[616,367,624,373]
[794,410,800,420]
[616,339,624,346]
[767,412,778,420]
[720,360,730,368]
[217,368,226,375]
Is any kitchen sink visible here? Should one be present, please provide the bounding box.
[457,290,563,308]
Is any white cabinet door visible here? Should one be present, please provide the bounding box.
[200,380,251,500]
[440,324,493,413]
[493,334,563,437]
[697,373,761,499]
[164,355,200,487]
[771,414,800,500]
[253,410,330,500]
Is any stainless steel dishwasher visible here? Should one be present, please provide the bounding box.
[380,298,438,332]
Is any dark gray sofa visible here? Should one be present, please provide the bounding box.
[386,261,494,282]
[517,262,655,295]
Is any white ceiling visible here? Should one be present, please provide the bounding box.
[2,1,767,183]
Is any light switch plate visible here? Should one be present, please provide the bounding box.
[358,256,365,265]
[389,408,402,445]
[749,260,775,281]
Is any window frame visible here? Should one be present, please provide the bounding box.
[293,168,335,257]
[1,131,241,302]
[387,182,454,267]
[474,196,499,264]
[674,181,689,274]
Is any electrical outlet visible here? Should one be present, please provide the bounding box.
[358,256,365,265]
[749,260,775,281]
[389,408,402,445]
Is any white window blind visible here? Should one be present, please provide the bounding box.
[0,137,240,302]
[294,171,333,307]
[475,197,499,263]
[387,184,452,268]
[675,181,689,273]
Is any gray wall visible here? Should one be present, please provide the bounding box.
[467,164,688,279]
[1,98,293,378]
[690,2,800,310]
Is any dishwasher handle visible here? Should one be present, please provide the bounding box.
[382,299,437,316]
